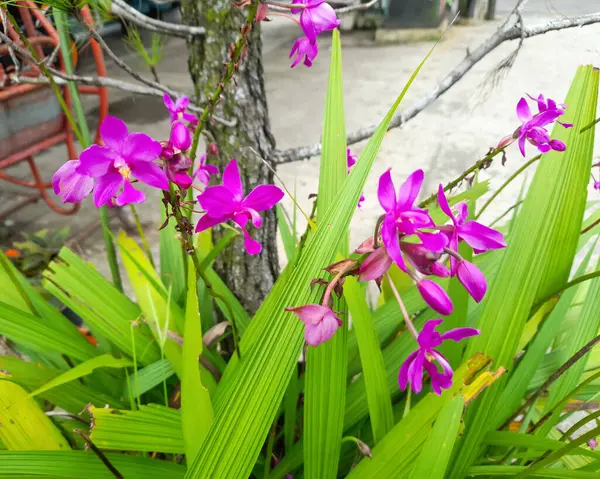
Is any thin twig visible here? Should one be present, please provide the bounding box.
[502,333,600,429]
[110,0,205,38]
[276,11,600,163]
[73,429,124,479]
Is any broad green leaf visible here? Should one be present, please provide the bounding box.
[283,365,299,454]
[344,277,393,443]
[0,357,123,411]
[27,354,132,399]
[451,65,599,476]
[44,248,161,365]
[118,233,184,376]
[0,381,69,450]
[160,204,186,303]
[304,29,349,479]
[90,404,183,453]
[124,359,175,399]
[408,395,465,478]
[277,204,297,263]
[0,301,97,362]
[181,260,213,459]
[0,451,185,478]
[186,31,438,479]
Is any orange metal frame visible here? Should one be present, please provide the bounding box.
[0,3,108,220]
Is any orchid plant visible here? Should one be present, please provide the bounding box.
[4,5,600,478]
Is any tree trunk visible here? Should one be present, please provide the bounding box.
[181,0,279,315]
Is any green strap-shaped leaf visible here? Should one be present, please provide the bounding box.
[304,29,349,479]
[185,32,439,479]
[0,381,69,450]
[344,277,393,443]
[181,260,213,459]
[160,202,186,303]
[450,65,599,476]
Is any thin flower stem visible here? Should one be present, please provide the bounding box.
[189,1,260,161]
[321,269,346,307]
[167,192,242,359]
[263,424,277,478]
[266,11,302,25]
[581,216,600,235]
[403,388,412,418]
[73,429,124,479]
[489,200,524,228]
[129,205,155,267]
[384,272,419,340]
[502,333,600,429]
[531,270,600,314]
[418,146,507,208]
[580,116,600,133]
[475,155,541,220]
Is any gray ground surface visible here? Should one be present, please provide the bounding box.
[1,0,599,278]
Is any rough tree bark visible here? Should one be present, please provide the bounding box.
[180,0,279,315]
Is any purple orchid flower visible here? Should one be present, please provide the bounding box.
[516,95,572,157]
[437,185,506,272]
[77,115,167,207]
[161,121,193,189]
[163,93,198,126]
[193,153,219,187]
[347,148,365,207]
[378,169,435,272]
[52,160,94,203]
[196,159,284,254]
[291,0,340,45]
[290,37,318,68]
[595,181,600,191]
[399,319,480,395]
[286,304,342,346]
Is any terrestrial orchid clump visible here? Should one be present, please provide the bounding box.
[287,165,505,394]
[254,0,339,68]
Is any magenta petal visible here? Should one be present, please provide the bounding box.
[170,121,192,151]
[243,185,284,212]
[132,161,169,190]
[398,349,419,391]
[550,139,566,151]
[437,184,454,223]
[397,169,424,209]
[163,93,175,112]
[440,325,481,343]
[418,279,453,315]
[240,225,262,255]
[407,350,426,394]
[116,181,145,206]
[355,237,375,254]
[418,318,444,347]
[195,213,228,232]
[175,96,189,111]
[377,169,397,213]
[430,261,451,278]
[100,115,129,151]
[303,309,341,346]
[52,160,94,203]
[204,164,219,175]
[358,247,393,282]
[457,260,487,302]
[458,221,506,252]
[286,304,329,326]
[223,159,244,201]
[123,133,162,163]
[518,132,527,157]
[381,217,406,271]
[77,145,119,177]
[516,98,532,123]
[300,9,318,45]
[170,171,193,189]
[417,231,448,253]
[308,2,340,35]
[197,185,238,216]
[93,171,123,207]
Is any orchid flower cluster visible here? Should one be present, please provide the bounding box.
[52,94,284,254]
[255,0,339,68]
[287,167,505,395]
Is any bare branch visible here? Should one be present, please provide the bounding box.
[110,0,205,38]
[0,28,235,127]
[276,11,600,164]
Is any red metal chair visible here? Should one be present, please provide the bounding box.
[0,3,108,220]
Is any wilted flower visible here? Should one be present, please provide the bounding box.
[52,160,94,203]
[516,95,572,157]
[255,2,270,22]
[290,37,318,68]
[291,0,340,45]
[163,93,198,126]
[193,153,219,187]
[358,244,392,282]
[196,159,284,254]
[437,185,506,272]
[286,304,342,346]
[76,115,167,207]
[399,319,480,395]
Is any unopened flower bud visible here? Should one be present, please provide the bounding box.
[208,142,220,157]
[417,279,453,315]
[457,260,487,302]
